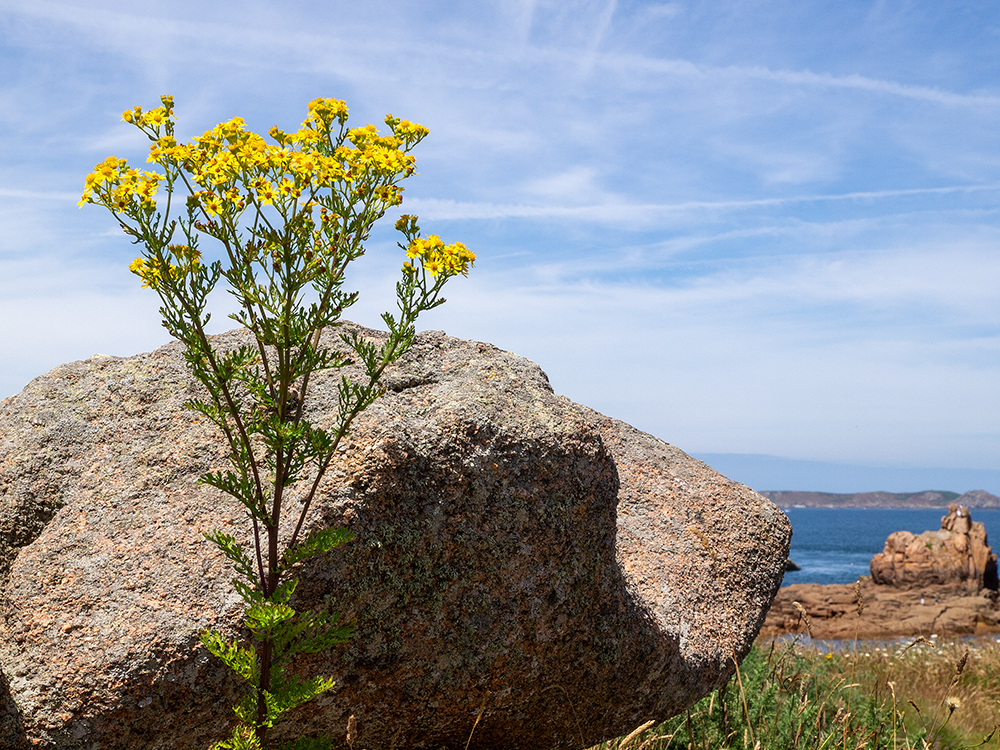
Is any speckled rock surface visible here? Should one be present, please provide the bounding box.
[0,325,790,750]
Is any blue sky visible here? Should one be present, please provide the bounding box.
[1,1,999,493]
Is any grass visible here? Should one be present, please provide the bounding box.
[590,625,1000,749]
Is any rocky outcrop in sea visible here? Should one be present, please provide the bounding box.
[870,504,999,592]
[763,506,1000,639]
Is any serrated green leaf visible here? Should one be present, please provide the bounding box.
[232,690,259,727]
[265,673,336,719]
[203,530,258,587]
[200,629,258,683]
[279,527,355,573]
[245,600,296,638]
[234,577,265,606]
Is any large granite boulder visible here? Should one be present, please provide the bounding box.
[869,505,999,593]
[0,325,791,750]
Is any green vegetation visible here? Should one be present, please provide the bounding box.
[592,636,1000,750]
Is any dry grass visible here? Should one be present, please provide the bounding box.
[589,633,1000,750]
[853,635,1000,747]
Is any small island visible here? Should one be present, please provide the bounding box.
[760,488,1000,509]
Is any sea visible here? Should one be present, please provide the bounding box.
[779,508,1000,586]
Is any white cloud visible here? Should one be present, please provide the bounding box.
[597,51,1000,108]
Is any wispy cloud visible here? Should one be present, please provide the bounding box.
[603,53,1000,108]
[405,184,1000,223]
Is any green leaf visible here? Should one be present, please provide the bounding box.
[245,600,296,639]
[270,576,298,605]
[203,530,258,587]
[200,470,266,521]
[211,721,263,750]
[279,527,355,574]
[291,612,354,655]
[232,691,261,728]
[200,629,258,684]
[266,674,336,719]
[276,736,333,750]
[270,609,353,663]
[233,577,266,606]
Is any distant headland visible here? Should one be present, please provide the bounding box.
[760,489,1000,509]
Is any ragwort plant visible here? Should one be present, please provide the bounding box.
[80,95,474,750]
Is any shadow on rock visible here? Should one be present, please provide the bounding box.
[0,660,28,750]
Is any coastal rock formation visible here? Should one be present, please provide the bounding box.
[0,325,791,750]
[761,579,1000,640]
[869,505,999,592]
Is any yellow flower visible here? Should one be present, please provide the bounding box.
[225,188,244,207]
[138,172,160,193]
[277,177,300,198]
[305,97,349,128]
[78,174,97,206]
[385,115,429,145]
[424,258,443,277]
[199,191,223,215]
[94,156,124,184]
[129,257,162,289]
[256,181,278,205]
[347,124,379,147]
[144,108,167,127]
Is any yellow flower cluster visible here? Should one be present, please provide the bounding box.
[384,115,430,146]
[78,156,161,210]
[128,244,202,289]
[122,94,174,129]
[82,96,468,299]
[302,97,349,129]
[80,96,426,221]
[404,234,476,278]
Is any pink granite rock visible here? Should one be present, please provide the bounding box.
[869,504,999,592]
[0,325,790,750]
[762,579,1000,640]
